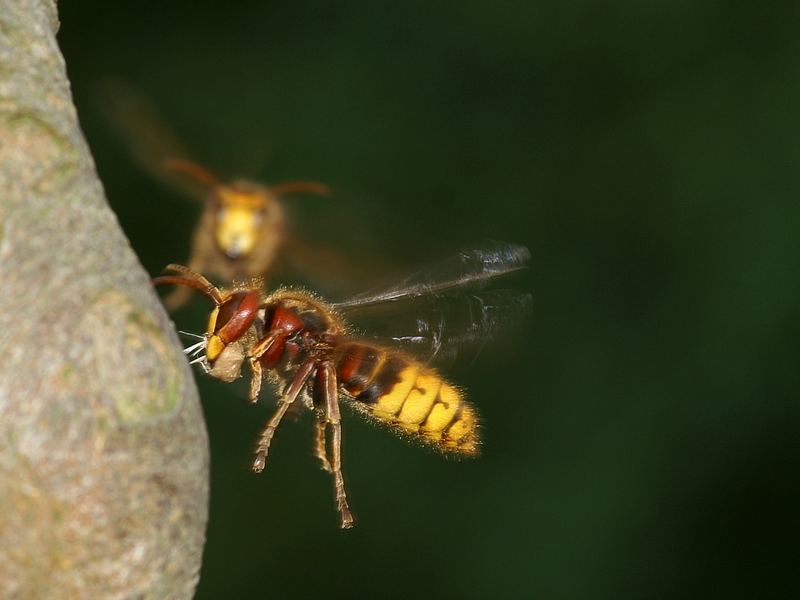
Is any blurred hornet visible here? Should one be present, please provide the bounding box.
[154,242,531,528]
[157,158,328,310]
[100,81,329,309]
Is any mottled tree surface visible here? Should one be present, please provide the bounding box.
[0,1,209,598]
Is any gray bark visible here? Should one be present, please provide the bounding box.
[0,1,209,598]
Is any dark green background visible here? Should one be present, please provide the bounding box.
[58,2,799,598]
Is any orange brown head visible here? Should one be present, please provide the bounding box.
[153,264,261,381]
[162,159,283,261]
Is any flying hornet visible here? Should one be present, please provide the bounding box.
[100,81,330,310]
[155,241,531,528]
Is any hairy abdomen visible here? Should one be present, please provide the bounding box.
[337,343,479,455]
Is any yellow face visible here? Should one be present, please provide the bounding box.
[205,305,225,361]
[203,303,245,382]
[213,186,274,259]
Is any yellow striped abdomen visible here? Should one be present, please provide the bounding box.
[337,343,479,455]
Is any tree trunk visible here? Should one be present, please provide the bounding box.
[0,1,209,598]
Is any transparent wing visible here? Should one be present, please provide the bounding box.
[96,79,217,201]
[333,241,531,365]
[332,241,530,310]
[341,289,532,366]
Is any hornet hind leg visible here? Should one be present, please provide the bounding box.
[313,416,332,473]
[316,361,354,529]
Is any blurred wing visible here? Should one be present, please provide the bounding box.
[96,79,216,201]
[333,241,530,310]
[333,241,531,365]
[275,234,397,298]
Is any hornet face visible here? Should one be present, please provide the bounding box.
[213,186,277,259]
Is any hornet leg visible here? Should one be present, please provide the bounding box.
[313,416,332,472]
[318,361,354,529]
[252,359,316,473]
[246,333,279,403]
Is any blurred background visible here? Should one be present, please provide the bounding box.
[58,1,799,598]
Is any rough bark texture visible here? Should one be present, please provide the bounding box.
[0,1,209,598]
